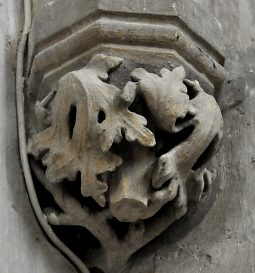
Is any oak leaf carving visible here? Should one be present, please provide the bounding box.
[29,54,155,207]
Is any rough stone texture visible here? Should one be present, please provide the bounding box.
[29,0,225,56]
[1,1,255,273]
[124,1,255,273]
[0,1,76,272]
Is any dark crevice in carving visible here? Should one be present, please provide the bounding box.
[109,60,160,91]
[52,225,101,259]
[143,200,176,227]
[37,148,50,160]
[89,268,105,273]
[152,178,172,192]
[107,218,130,239]
[68,104,77,139]
[23,36,29,76]
[192,134,220,170]
[64,173,105,212]
[96,172,109,183]
[203,172,210,193]
[98,110,106,124]
[30,157,63,212]
[185,82,199,100]
[128,94,154,131]
[154,126,194,158]
[175,112,195,127]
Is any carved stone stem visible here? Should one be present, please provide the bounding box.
[109,144,155,222]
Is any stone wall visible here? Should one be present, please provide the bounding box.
[0,1,75,272]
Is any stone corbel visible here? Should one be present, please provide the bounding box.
[17,1,227,272]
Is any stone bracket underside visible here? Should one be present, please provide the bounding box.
[29,0,225,59]
[27,2,226,104]
[29,17,225,82]
[22,1,227,272]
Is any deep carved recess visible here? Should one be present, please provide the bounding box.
[28,54,223,273]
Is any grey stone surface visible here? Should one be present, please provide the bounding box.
[27,0,226,103]
[29,0,224,56]
[125,1,255,272]
[0,1,75,272]
[1,0,255,273]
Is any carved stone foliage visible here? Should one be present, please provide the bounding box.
[27,54,223,273]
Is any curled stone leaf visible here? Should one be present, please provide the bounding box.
[29,54,155,207]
